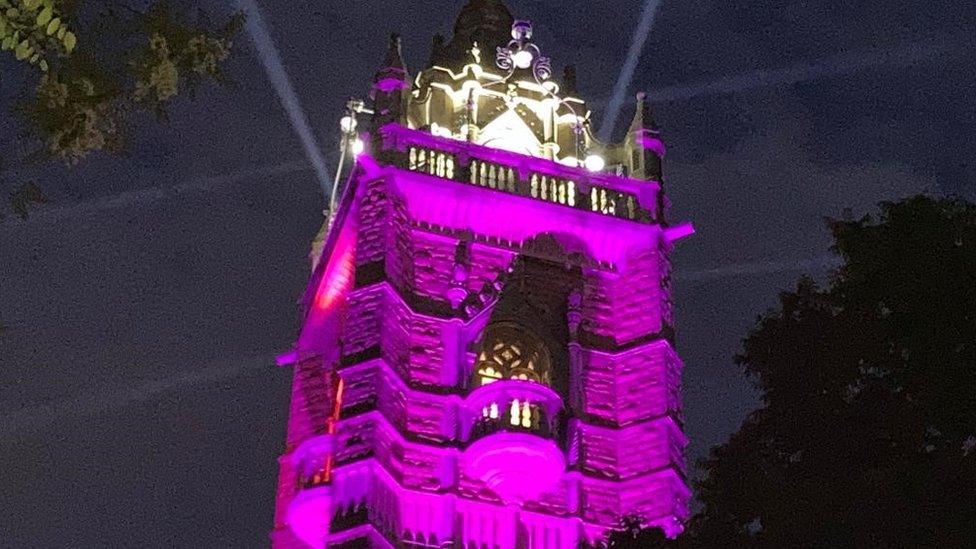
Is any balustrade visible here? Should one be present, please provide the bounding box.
[458,380,567,504]
[397,137,653,223]
[469,399,557,443]
[408,147,456,179]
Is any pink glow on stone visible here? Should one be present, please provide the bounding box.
[461,432,566,505]
[580,339,683,423]
[277,96,691,546]
[389,167,659,267]
[275,350,298,367]
[381,124,662,213]
[297,211,359,352]
[305,450,687,546]
[636,130,667,157]
[313,230,356,313]
[664,221,695,243]
[287,485,332,549]
[292,434,336,481]
[374,77,409,93]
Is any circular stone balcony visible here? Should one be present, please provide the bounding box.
[288,485,332,549]
[460,380,567,504]
[461,379,564,440]
[287,434,335,549]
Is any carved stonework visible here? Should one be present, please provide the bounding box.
[276,2,690,546]
[409,220,611,272]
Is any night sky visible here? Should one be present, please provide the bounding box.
[2,0,974,546]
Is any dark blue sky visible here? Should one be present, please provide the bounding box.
[2,0,973,546]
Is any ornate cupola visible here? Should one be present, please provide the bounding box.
[273,2,693,547]
[411,13,594,167]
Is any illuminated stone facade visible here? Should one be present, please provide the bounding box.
[272,2,691,547]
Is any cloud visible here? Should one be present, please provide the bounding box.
[3,159,313,225]
[1,355,275,436]
[647,38,957,104]
[677,255,840,282]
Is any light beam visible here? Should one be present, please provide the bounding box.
[598,0,664,142]
[1,355,275,435]
[236,0,333,199]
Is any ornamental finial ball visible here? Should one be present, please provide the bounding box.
[512,20,532,41]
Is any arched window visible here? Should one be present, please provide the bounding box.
[474,323,551,388]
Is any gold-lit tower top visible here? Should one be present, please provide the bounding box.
[370,0,664,181]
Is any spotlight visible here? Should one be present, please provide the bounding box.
[513,49,534,69]
[339,115,357,133]
[351,138,365,156]
[584,154,606,172]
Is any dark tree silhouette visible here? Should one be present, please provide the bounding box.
[592,196,976,548]
[688,195,976,547]
[587,516,677,548]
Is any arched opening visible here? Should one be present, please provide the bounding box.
[474,322,552,388]
[470,322,559,440]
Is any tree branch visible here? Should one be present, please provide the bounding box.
[93,0,145,17]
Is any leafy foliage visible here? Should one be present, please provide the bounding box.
[1,0,244,218]
[130,3,243,116]
[25,56,122,163]
[598,196,976,547]
[687,195,976,547]
[0,0,77,72]
[6,180,46,218]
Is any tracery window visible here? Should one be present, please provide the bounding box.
[474,323,551,388]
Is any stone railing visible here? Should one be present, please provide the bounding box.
[468,402,559,443]
[379,124,658,224]
[460,379,564,446]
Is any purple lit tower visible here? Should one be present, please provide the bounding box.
[272,2,693,547]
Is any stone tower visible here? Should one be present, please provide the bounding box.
[272,2,693,547]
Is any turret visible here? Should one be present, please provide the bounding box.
[371,33,409,132]
[628,91,665,182]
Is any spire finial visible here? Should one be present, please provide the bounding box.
[629,91,657,134]
[383,33,405,71]
[374,32,408,86]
